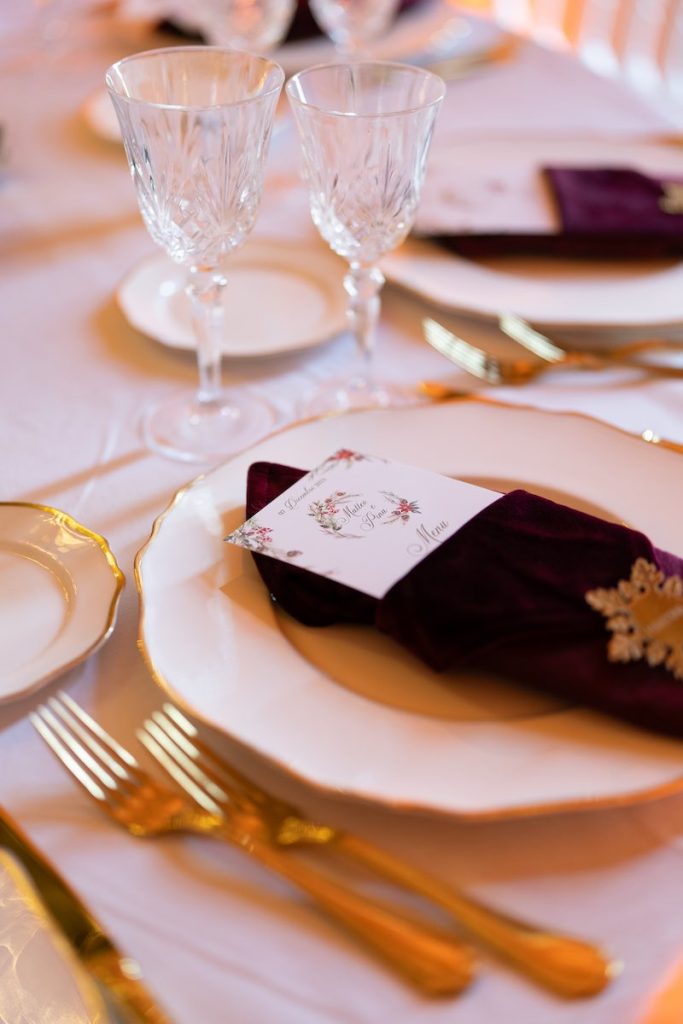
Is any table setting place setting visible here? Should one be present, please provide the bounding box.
[6,0,683,1021]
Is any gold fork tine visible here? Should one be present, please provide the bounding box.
[424,317,503,382]
[57,692,138,769]
[30,707,112,802]
[138,723,234,817]
[44,696,133,785]
[149,706,266,812]
[33,694,477,997]
[499,313,566,362]
[137,721,225,815]
[146,711,232,803]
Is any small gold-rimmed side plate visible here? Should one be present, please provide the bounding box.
[116,238,348,359]
[0,503,124,703]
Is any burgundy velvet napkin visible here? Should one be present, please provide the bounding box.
[430,166,683,260]
[246,460,683,738]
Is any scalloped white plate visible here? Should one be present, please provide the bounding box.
[136,402,683,819]
[0,504,124,703]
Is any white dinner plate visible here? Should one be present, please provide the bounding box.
[274,4,506,76]
[0,503,124,703]
[384,137,683,330]
[136,401,683,819]
[117,240,348,358]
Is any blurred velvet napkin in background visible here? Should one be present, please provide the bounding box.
[420,165,683,259]
[245,460,683,738]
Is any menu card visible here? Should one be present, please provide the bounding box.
[225,449,499,599]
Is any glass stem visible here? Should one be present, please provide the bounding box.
[187,267,227,405]
[345,262,384,382]
[340,40,368,61]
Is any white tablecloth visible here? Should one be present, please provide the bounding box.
[3,7,683,1023]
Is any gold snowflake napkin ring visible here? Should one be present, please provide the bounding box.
[586,558,683,680]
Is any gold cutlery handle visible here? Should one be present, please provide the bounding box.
[333,834,616,998]
[87,949,175,1024]
[220,830,475,996]
[563,351,683,375]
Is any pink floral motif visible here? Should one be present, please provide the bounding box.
[333,448,364,462]
[381,491,421,524]
[225,518,301,559]
[308,491,362,538]
[319,449,369,471]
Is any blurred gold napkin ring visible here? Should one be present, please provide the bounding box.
[659,182,683,215]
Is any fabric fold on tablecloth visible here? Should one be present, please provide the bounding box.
[246,460,683,738]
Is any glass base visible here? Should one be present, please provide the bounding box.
[142,389,277,464]
[302,376,419,418]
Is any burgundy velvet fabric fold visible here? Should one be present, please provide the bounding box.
[246,460,683,737]
[429,166,683,260]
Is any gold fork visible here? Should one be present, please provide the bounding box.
[423,317,683,384]
[499,313,683,365]
[136,703,617,999]
[30,692,474,998]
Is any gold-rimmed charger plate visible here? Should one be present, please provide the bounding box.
[135,401,683,819]
[0,503,124,703]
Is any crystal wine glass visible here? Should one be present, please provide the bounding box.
[286,61,445,413]
[308,0,402,59]
[106,47,284,463]
[196,0,297,53]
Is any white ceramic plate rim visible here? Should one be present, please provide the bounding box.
[116,240,348,358]
[135,401,683,819]
[383,238,683,331]
[0,503,124,704]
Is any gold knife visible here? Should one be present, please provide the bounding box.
[0,808,174,1024]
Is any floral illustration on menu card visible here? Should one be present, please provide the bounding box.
[308,491,363,539]
[380,491,421,524]
[313,449,378,476]
[227,518,302,560]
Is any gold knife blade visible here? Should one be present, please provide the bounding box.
[0,808,174,1024]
